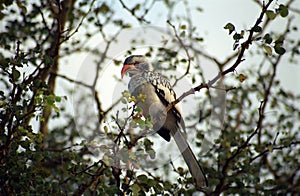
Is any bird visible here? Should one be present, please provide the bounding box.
[121,55,208,190]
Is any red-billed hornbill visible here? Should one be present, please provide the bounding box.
[121,55,207,189]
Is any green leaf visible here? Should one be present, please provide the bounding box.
[104,125,108,134]
[233,33,243,40]
[55,96,61,102]
[131,183,141,195]
[0,58,10,69]
[46,95,55,105]
[0,91,5,99]
[277,4,289,17]
[263,44,272,56]
[274,46,286,55]
[102,155,113,166]
[121,98,127,104]
[122,90,130,98]
[143,138,153,150]
[252,25,262,32]
[196,7,203,12]
[238,74,247,83]
[265,10,276,20]
[113,20,123,26]
[133,4,141,12]
[137,174,148,183]
[12,69,20,81]
[195,37,204,42]
[179,30,186,37]
[275,35,284,45]
[53,105,60,113]
[263,33,273,44]
[97,3,110,14]
[44,55,53,65]
[134,106,142,113]
[177,167,185,176]
[224,23,235,35]
[147,148,156,159]
[267,145,273,152]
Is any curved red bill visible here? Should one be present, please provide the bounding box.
[121,64,134,78]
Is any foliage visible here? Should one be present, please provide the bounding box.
[1,0,300,195]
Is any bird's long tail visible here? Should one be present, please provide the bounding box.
[172,128,208,190]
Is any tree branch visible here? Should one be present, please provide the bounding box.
[118,0,152,23]
[165,0,274,114]
[250,141,300,163]
[167,20,192,87]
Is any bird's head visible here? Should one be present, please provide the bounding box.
[121,55,151,78]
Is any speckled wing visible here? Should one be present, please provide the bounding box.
[141,71,183,121]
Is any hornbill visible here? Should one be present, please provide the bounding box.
[121,55,207,189]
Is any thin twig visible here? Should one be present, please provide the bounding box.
[250,141,300,163]
[61,0,96,44]
[165,0,274,114]
[167,20,192,87]
[118,0,152,23]
[52,72,92,88]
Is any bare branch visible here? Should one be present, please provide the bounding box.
[118,0,152,23]
[72,163,106,196]
[167,20,192,86]
[250,141,300,163]
[52,72,92,88]
[61,0,96,44]
[165,0,274,114]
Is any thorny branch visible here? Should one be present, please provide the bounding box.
[72,163,106,196]
[60,0,96,44]
[250,141,300,163]
[118,0,154,24]
[257,17,292,145]
[52,72,92,88]
[214,3,295,194]
[114,102,153,149]
[87,23,124,132]
[165,0,274,114]
[167,20,192,87]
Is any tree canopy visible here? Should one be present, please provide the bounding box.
[1,0,300,195]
